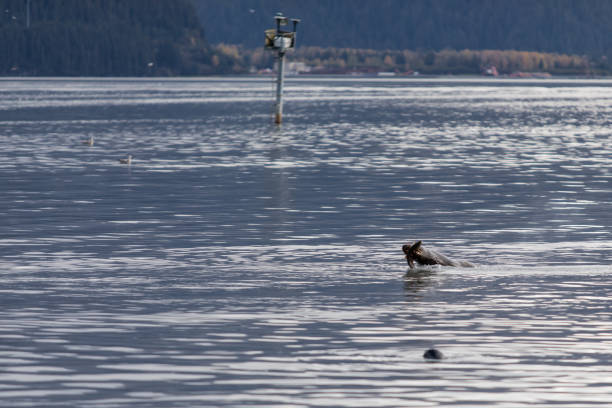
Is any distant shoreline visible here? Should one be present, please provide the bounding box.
[3,74,612,80]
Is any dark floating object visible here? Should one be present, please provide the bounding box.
[402,240,474,269]
[423,348,444,360]
[119,155,132,165]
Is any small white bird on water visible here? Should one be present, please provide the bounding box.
[119,155,132,165]
[82,136,94,146]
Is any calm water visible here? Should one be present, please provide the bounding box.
[1,77,611,407]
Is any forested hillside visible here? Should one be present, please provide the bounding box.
[195,0,612,60]
[3,0,611,76]
[0,0,242,76]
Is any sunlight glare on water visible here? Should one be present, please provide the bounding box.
[0,77,611,407]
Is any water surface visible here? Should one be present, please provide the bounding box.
[1,77,611,407]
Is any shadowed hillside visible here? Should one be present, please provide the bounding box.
[0,0,243,76]
[3,0,611,76]
[195,0,612,62]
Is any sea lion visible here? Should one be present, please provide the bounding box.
[402,240,474,269]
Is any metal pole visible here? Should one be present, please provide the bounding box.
[274,51,285,125]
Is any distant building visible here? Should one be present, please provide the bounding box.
[482,65,499,76]
[287,61,311,75]
[510,71,552,78]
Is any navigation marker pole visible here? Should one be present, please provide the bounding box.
[265,13,300,125]
[275,49,286,124]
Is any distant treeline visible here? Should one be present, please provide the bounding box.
[222,45,596,76]
[0,0,243,76]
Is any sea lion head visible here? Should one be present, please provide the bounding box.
[423,348,444,360]
[402,241,422,269]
